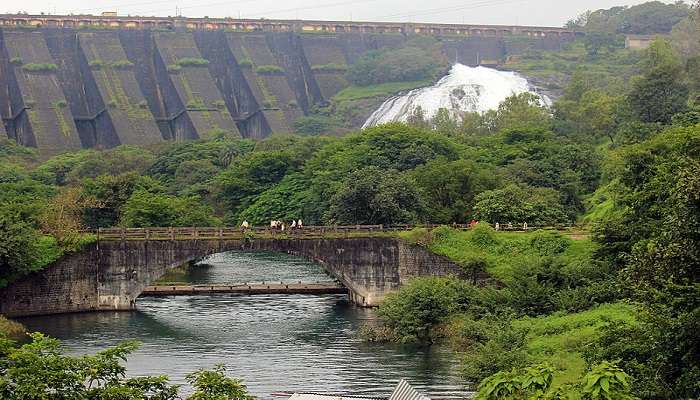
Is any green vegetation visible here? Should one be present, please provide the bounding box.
[475,361,637,400]
[110,59,134,69]
[346,37,447,86]
[567,1,690,34]
[0,3,698,398]
[238,58,253,68]
[0,334,253,399]
[293,115,342,135]
[0,315,24,340]
[88,59,104,68]
[255,65,285,75]
[21,63,58,72]
[8,57,22,65]
[175,57,210,67]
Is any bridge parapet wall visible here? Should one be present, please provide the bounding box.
[0,237,467,317]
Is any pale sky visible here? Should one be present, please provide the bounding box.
[3,0,686,27]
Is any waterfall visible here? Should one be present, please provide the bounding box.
[363,64,550,128]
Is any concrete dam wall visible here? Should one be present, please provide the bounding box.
[0,25,576,155]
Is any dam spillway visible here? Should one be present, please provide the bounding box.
[0,15,580,156]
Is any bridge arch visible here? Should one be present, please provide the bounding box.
[0,231,469,317]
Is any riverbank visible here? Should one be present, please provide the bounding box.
[367,225,631,387]
[0,315,25,340]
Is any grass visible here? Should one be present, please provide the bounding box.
[402,226,596,283]
[394,226,631,386]
[21,63,58,73]
[501,39,641,93]
[513,302,637,385]
[255,65,285,75]
[332,80,431,102]
[0,315,26,340]
[175,57,209,67]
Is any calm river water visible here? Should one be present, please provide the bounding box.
[19,252,468,399]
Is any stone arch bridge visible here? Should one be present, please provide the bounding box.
[0,225,473,317]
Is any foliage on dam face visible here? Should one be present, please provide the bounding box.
[346,37,447,87]
[20,63,58,72]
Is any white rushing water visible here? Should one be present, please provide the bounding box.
[363,64,549,128]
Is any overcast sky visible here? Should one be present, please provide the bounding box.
[4,0,685,27]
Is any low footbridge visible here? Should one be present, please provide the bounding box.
[0,225,475,317]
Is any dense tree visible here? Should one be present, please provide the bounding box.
[482,93,551,133]
[0,206,61,288]
[147,139,254,188]
[628,38,689,124]
[472,184,569,226]
[120,190,220,227]
[34,146,155,186]
[81,173,165,228]
[411,158,498,223]
[38,187,99,251]
[346,38,446,86]
[555,89,623,143]
[326,167,423,225]
[592,125,700,398]
[237,173,314,225]
[584,1,690,34]
[583,32,624,57]
[214,150,299,220]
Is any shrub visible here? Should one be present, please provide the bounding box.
[377,277,469,343]
[262,99,276,108]
[462,321,531,384]
[400,227,433,246]
[528,231,570,256]
[469,224,499,248]
[346,45,445,86]
[21,63,58,72]
[175,57,209,67]
[255,65,284,75]
[88,59,104,69]
[460,255,489,283]
[238,59,253,68]
[166,64,181,73]
[293,115,339,135]
[287,100,298,109]
[9,57,22,65]
[109,60,134,69]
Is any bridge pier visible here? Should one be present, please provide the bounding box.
[0,236,468,317]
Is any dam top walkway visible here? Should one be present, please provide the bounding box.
[94,224,585,241]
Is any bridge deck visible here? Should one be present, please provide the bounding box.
[95,224,583,241]
[139,282,347,297]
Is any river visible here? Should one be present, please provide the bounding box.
[19,251,468,399]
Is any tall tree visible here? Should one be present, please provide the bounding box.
[592,126,700,398]
[628,38,688,124]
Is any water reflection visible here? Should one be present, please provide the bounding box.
[20,252,469,399]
